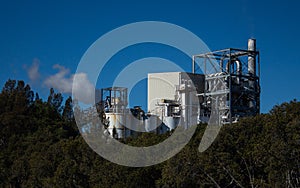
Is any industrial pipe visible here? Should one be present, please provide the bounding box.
[226,59,242,74]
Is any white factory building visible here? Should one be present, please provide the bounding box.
[94,39,260,139]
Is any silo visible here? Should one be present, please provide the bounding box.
[106,113,116,137]
[125,113,132,137]
[115,113,124,138]
[106,113,125,139]
[164,116,180,130]
[145,114,159,133]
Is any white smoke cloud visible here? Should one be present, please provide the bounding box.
[44,64,95,104]
[26,58,40,82]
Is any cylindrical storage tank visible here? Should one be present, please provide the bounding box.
[145,115,158,132]
[139,119,145,132]
[107,128,114,138]
[248,38,257,109]
[124,114,132,137]
[106,113,116,129]
[116,128,124,139]
[106,113,124,138]
[129,115,142,132]
[164,116,180,130]
[125,127,132,138]
[248,38,256,75]
[125,113,131,126]
[115,113,124,129]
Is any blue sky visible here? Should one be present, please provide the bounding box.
[0,0,299,113]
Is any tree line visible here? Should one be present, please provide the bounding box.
[0,79,299,187]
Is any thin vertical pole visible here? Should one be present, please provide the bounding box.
[192,56,195,74]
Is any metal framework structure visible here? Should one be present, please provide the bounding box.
[100,87,128,113]
[192,41,260,124]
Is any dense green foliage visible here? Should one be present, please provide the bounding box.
[0,79,299,187]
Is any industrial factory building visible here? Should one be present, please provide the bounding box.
[98,39,260,139]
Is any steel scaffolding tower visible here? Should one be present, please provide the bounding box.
[193,39,260,124]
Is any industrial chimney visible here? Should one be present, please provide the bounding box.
[248,38,257,109]
[248,38,256,76]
